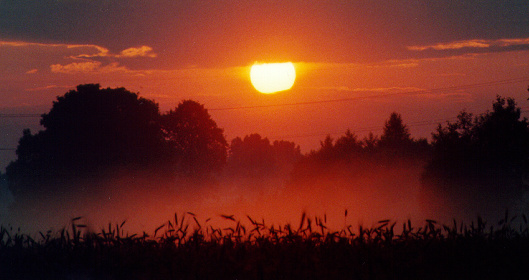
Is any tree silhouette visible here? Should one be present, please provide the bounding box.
[161,100,227,177]
[422,96,529,218]
[426,96,529,186]
[227,134,301,177]
[426,111,474,180]
[333,130,363,162]
[473,96,529,182]
[290,112,431,185]
[362,132,379,153]
[228,134,274,176]
[379,112,411,149]
[6,84,171,196]
[271,139,302,167]
[378,112,430,162]
[6,85,231,196]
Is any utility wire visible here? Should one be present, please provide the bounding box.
[1,77,528,148]
[270,117,461,140]
[209,77,529,111]
[0,118,446,150]
[272,109,529,140]
[1,110,528,148]
[0,77,527,116]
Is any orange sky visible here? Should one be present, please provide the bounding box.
[1,1,529,170]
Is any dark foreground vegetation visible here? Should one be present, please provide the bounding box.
[2,212,529,280]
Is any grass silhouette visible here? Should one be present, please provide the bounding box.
[1,211,529,279]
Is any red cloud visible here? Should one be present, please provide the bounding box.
[407,37,529,51]
[118,46,157,58]
[50,62,128,74]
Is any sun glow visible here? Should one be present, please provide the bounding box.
[250,62,296,94]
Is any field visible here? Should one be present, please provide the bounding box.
[1,211,529,280]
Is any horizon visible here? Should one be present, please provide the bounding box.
[1,80,528,172]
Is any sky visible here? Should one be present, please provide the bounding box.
[1,0,529,171]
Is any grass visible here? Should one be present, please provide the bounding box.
[1,211,529,280]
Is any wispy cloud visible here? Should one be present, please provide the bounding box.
[118,46,157,58]
[0,40,157,59]
[0,40,109,57]
[0,40,158,77]
[70,46,110,58]
[407,37,529,51]
[408,40,490,51]
[50,62,128,74]
[366,60,420,68]
[416,92,475,103]
[25,84,72,92]
[315,86,425,93]
[50,62,102,73]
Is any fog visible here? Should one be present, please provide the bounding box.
[3,88,527,238]
[3,158,524,237]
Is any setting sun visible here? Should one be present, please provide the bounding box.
[250,62,296,94]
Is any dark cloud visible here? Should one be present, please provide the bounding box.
[0,0,149,47]
[0,0,527,67]
[420,0,529,41]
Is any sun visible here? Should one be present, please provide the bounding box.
[250,62,296,94]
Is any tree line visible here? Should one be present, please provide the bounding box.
[2,84,301,197]
[2,84,529,208]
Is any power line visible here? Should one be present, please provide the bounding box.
[270,117,461,140]
[271,108,529,140]
[1,77,527,148]
[209,77,529,111]
[0,77,527,117]
[1,109,528,149]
